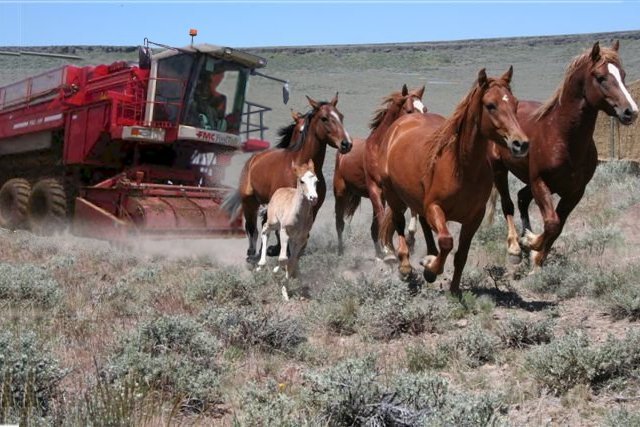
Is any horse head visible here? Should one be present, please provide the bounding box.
[306,93,353,154]
[583,41,638,125]
[477,66,529,158]
[292,159,318,205]
[400,84,426,115]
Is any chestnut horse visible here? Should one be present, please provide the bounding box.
[489,41,638,268]
[333,84,426,257]
[222,94,352,262]
[380,67,529,295]
[363,90,447,260]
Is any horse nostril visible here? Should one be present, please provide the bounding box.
[521,141,530,152]
[512,140,522,148]
[341,140,352,150]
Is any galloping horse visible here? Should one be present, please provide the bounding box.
[363,89,446,259]
[380,67,529,295]
[258,159,318,279]
[333,84,426,257]
[222,94,352,262]
[489,41,638,268]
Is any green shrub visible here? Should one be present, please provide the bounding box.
[186,268,270,306]
[606,283,640,321]
[0,331,65,421]
[497,316,554,348]
[0,263,62,309]
[107,315,222,413]
[202,306,306,354]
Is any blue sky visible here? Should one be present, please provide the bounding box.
[0,1,638,48]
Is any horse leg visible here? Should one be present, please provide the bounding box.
[276,228,290,276]
[419,215,438,257]
[450,212,485,296]
[384,192,411,277]
[368,183,391,258]
[257,222,271,270]
[521,179,557,269]
[423,204,453,283]
[406,211,418,253]
[370,212,384,259]
[243,197,260,263]
[533,190,584,268]
[494,168,522,263]
[335,192,347,255]
[517,185,534,235]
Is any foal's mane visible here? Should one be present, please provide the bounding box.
[534,46,621,120]
[427,77,507,173]
[275,102,332,151]
[369,90,406,131]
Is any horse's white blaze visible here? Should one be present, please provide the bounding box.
[300,124,305,132]
[301,171,318,200]
[331,111,341,122]
[502,94,509,103]
[413,99,425,113]
[608,63,639,112]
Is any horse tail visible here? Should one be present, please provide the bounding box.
[221,189,243,223]
[221,159,252,222]
[483,185,499,227]
[343,192,362,219]
[379,207,395,250]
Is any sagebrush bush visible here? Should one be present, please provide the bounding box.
[406,341,455,372]
[455,324,499,367]
[107,315,222,413]
[306,356,501,426]
[497,316,554,348]
[187,268,267,306]
[202,306,306,354]
[526,330,640,395]
[0,331,65,421]
[234,380,313,426]
[604,407,640,427]
[0,262,62,309]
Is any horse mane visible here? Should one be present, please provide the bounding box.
[427,77,504,174]
[275,101,332,151]
[369,90,405,131]
[534,46,621,120]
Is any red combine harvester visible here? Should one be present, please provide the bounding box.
[0,38,288,241]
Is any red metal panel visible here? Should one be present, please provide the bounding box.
[63,102,110,164]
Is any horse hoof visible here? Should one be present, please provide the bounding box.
[420,255,436,268]
[423,268,437,283]
[267,245,281,257]
[273,266,280,273]
[508,253,522,265]
[399,264,413,277]
[246,255,258,265]
[383,253,398,264]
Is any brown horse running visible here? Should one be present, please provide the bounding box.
[363,89,446,259]
[222,94,352,262]
[489,41,638,268]
[380,67,529,295]
[333,84,426,257]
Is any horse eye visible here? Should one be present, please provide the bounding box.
[486,103,497,112]
[321,117,329,122]
[596,75,606,84]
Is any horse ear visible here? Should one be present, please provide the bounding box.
[501,65,513,85]
[612,40,620,51]
[307,158,315,172]
[477,68,488,88]
[290,110,300,121]
[306,95,320,110]
[415,85,425,100]
[590,41,601,62]
[331,92,339,107]
[401,84,409,96]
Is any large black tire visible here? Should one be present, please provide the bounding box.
[0,178,31,230]
[28,179,68,235]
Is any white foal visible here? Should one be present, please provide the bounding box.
[258,159,318,282]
